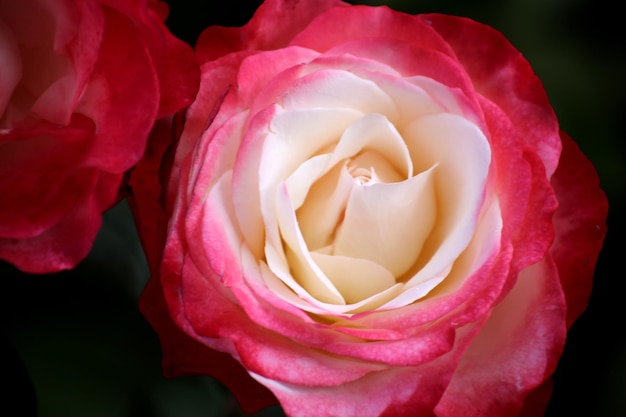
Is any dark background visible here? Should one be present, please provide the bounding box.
[2,0,624,416]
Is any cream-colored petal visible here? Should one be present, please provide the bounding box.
[328,113,413,178]
[310,252,397,304]
[261,254,404,316]
[333,165,437,278]
[285,246,345,305]
[262,182,407,316]
[420,196,503,299]
[271,183,345,305]
[379,113,491,303]
[280,69,398,118]
[375,198,502,310]
[284,113,412,232]
[259,107,362,290]
[405,75,478,122]
[347,151,405,184]
[296,163,354,250]
[284,153,334,210]
[260,106,363,190]
[364,73,449,127]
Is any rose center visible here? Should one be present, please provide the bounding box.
[262,84,492,313]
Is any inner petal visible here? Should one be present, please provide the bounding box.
[371,113,492,307]
[295,163,354,250]
[272,183,345,305]
[310,252,396,304]
[347,150,405,184]
[259,107,362,267]
[327,113,413,178]
[333,165,437,278]
[260,106,362,195]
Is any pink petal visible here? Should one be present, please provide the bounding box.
[550,132,608,327]
[435,257,566,417]
[195,0,344,63]
[0,170,117,273]
[139,265,277,413]
[420,14,561,177]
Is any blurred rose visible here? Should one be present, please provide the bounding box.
[131,0,607,415]
[0,0,198,273]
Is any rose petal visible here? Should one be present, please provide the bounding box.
[292,160,354,250]
[274,182,345,305]
[251,323,480,417]
[435,257,566,416]
[78,6,159,171]
[280,69,397,117]
[421,13,561,176]
[310,252,397,304]
[333,165,436,278]
[290,4,456,59]
[0,170,110,272]
[195,0,345,63]
[379,112,491,307]
[324,38,478,112]
[0,19,21,113]
[550,132,608,327]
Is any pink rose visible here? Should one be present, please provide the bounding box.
[131,0,608,415]
[0,0,199,273]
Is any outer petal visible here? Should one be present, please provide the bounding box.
[127,116,180,274]
[101,0,199,116]
[290,5,455,59]
[139,263,277,413]
[76,6,160,171]
[255,324,482,417]
[0,115,97,237]
[195,0,346,63]
[0,170,113,272]
[167,50,256,205]
[420,14,561,176]
[137,150,276,412]
[549,132,608,327]
[478,95,558,284]
[435,257,567,417]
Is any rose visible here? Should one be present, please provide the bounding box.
[0,0,198,273]
[130,0,608,415]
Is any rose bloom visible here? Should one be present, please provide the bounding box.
[0,0,198,273]
[130,0,608,415]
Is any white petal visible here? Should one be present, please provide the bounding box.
[333,165,437,278]
[284,153,334,210]
[310,252,397,304]
[405,75,479,123]
[295,163,354,250]
[259,107,361,281]
[261,253,404,316]
[364,73,450,127]
[378,113,491,306]
[271,183,345,305]
[422,196,503,298]
[377,197,502,309]
[328,113,413,178]
[259,106,362,194]
[263,182,406,316]
[280,69,398,118]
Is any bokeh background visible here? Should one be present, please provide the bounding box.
[2,0,624,416]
